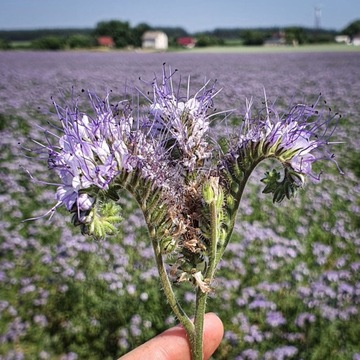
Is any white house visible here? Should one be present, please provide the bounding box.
[352,36,360,46]
[142,31,168,50]
[335,35,360,46]
[335,35,350,44]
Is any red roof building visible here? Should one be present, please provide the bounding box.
[177,37,196,48]
[97,36,115,48]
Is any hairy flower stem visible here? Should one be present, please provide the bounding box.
[192,289,207,360]
[151,239,195,335]
[188,178,224,360]
[218,156,266,261]
[190,201,221,359]
[116,173,196,342]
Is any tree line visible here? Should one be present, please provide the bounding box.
[0,19,358,50]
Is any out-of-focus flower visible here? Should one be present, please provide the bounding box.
[266,311,287,327]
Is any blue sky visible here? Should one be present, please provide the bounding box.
[0,0,359,32]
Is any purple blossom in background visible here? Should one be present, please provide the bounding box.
[33,314,48,327]
[266,311,287,327]
[312,242,332,265]
[249,297,277,310]
[295,312,316,328]
[224,330,239,345]
[0,351,25,360]
[264,345,298,360]
[60,352,78,360]
[238,349,259,360]
[39,351,51,360]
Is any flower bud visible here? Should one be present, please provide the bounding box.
[202,176,220,204]
[84,200,123,239]
[202,181,215,204]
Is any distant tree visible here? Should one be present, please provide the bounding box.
[242,30,265,46]
[66,34,94,49]
[212,28,243,39]
[0,38,11,50]
[94,20,132,48]
[284,27,308,45]
[132,23,152,48]
[31,36,65,50]
[341,19,360,38]
[195,34,224,47]
[308,31,335,44]
[0,29,92,42]
[157,27,188,39]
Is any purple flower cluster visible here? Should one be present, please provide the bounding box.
[47,93,134,212]
[29,66,224,243]
[216,216,360,358]
[27,60,343,238]
[234,95,341,180]
[148,68,219,170]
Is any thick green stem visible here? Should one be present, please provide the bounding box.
[192,289,208,360]
[190,182,223,360]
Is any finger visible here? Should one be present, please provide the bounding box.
[119,312,224,360]
[201,312,224,359]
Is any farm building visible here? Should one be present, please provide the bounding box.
[97,36,115,48]
[264,32,286,46]
[177,37,196,48]
[142,31,168,50]
[335,34,360,46]
[351,35,360,46]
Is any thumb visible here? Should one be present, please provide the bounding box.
[119,312,224,360]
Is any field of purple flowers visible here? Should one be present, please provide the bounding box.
[0,50,359,360]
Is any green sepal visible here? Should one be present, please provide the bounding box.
[261,169,282,195]
[261,168,303,203]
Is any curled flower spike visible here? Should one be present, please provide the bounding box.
[221,93,342,205]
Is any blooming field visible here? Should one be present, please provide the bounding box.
[0,50,359,359]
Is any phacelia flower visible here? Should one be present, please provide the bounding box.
[28,68,225,238]
[223,94,342,203]
[147,67,221,170]
[27,67,341,261]
[239,95,341,178]
[45,92,134,214]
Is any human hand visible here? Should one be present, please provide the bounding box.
[118,312,224,360]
